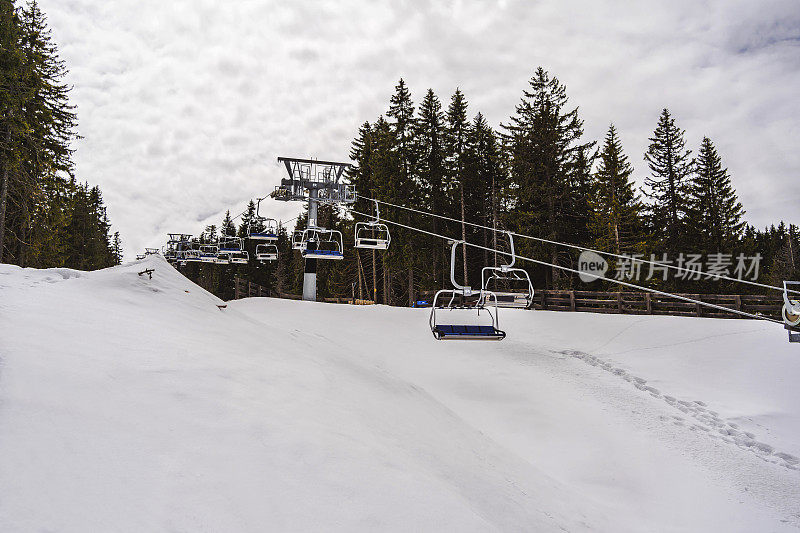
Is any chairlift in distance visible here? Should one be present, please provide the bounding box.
[199,244,218,263]
[429,240,506,341]
[783,280,800,342]
[480,231,534,309]
[256,243,279,262]
[354,199,391,250]
[248,199,279,241]
[219,236,248,264]
[183,249,202,263]
[144,248,160,255]
[301,227,344,260]
[249,218,279,241]
[292,230,305,250]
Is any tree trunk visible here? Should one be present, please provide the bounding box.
[0,123,10,263]
[407,264,414,307]
[492,177,498,267]
[461,182,468,286]
[547,186,559,287]
[0,156,7,263]
[382,255,389,305]
[372,249,378,303]
[356,250,364,301]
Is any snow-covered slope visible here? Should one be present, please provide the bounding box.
[1,256,798,532]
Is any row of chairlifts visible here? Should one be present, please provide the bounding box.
[429,233,534,341]
[249,200,281,263]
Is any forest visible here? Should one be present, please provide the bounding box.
[184,71,798,303]
[0,1,120,270]
[2,1,796,302]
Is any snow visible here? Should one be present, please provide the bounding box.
[1,255,798,532]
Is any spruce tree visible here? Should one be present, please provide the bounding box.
[502,67,592,287]
[463,112,504,275]
[0,1,25,262]
[445,88,470,284]
[220,210,236,238]
[686,137,745,251]
[591,124,642,255]
[415,89,446,285]
[111,231,122,265]
[643,108,692,254]
[386,79,419,304]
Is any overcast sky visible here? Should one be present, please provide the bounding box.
[41,0,800,258]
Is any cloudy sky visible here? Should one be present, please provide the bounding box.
[41,0,800,257]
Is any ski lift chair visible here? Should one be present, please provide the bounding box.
[229,250,249,264]
[783,281,800,342]
[480,232,534,309]
[430,240,506,341]
[145,248,160,255]
[301,228,344,260]
[292,230,305,250]
[354,199,391,250]
[183,249,202,263]
[256,243,279,262]
[200,244,218,263]
[249,217,279,241]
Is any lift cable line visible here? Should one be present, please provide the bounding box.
[348,208,788,327]
[356,194,799,297]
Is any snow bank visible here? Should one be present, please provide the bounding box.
[0,256,798,532]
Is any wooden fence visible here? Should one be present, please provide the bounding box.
[237,278,780,319]
[534,290,782,319]
[417,289,783,320]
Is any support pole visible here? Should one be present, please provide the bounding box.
[302,189,319,301]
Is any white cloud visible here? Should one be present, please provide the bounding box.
[41,0,800,257]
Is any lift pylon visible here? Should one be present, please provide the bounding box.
[271,157,354,301]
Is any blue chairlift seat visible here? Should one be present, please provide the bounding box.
[302,249,343,259]
[250,232,277,240]
[433,324,506,340]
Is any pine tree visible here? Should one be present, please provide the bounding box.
[686,137,745,251]
[415,89,446,286]
[591,124,642,255]
[463,112,504,276]
[502,67,593,287]
[446,88,470,284]
[386,79,420,305]
[0,1,26,262]
[643,109,692,254]
[111,231,122,265]
[220,210,236,238]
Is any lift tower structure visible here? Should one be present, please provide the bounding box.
[271,157,355,301]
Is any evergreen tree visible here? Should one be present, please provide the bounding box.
[686,137,745,251]
[111,231,122,264]
[463,112,504,276]
[0,0,26,261]
[220,210,236,238]
[643,108,692,254]
[445,88,470,284]
[415,89,446,285]
[502,67,593,287]
[591,124,643,255]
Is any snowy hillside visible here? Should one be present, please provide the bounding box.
[1,256,798,532]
